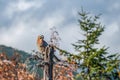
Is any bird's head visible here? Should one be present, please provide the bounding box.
[39,35,44,39]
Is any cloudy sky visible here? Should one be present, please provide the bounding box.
[0,0,120,54]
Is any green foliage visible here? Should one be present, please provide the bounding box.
[70,10,120,80]
[74,74,84,80]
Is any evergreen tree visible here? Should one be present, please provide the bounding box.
[71,10,120,80]
[49,10,119,80]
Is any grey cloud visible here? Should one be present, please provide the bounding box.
[0,0,120,54]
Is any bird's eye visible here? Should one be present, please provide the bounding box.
[39,37,41,39]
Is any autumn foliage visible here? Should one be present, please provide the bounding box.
[0,53,35,80]
[53,62,76,80]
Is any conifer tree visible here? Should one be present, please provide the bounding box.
[70,10,120,80]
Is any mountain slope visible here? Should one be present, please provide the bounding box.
[0,45,31,62]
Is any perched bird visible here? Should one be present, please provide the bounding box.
[37,35,48,54]
[37,35,49,80]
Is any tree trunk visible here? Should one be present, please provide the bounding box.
[43,46,54,80]
[48,46,54,80]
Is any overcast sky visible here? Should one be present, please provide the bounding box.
[0,0,120,54]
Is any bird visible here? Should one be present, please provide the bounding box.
[37,35,48,54]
